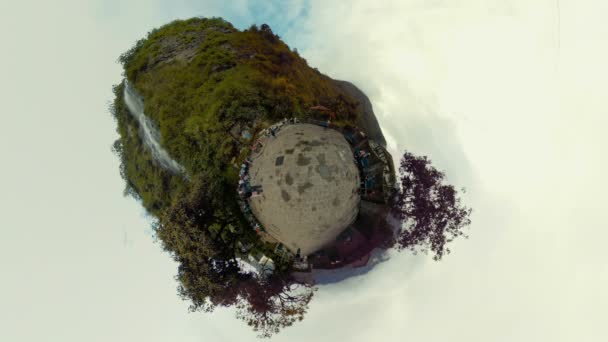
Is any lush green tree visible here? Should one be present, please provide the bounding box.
[392,151,472,260]
[154,172,313,337]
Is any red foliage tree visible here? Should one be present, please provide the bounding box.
[392,151,472,260]
[236,275,315,338]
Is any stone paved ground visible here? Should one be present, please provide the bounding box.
[248,124,360,255]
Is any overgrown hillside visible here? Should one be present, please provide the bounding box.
[110,17,376,336]
[110,17,471,338]
[112,16,387,210]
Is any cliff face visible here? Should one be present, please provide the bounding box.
[332,80,386,148]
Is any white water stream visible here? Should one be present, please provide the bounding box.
[123,80,185,175]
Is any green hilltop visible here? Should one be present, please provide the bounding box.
[111,17,387,262]
[110,17,388,336]
[110,17,471,338]
[113,17,384,213]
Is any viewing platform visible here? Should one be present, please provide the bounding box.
[236,118,395,272]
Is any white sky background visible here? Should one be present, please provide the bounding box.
[1,0,607,341]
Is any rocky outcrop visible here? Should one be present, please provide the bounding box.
[332,80,387,148]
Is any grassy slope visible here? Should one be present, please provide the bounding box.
[113,17,373,265]
[122,18,362,175]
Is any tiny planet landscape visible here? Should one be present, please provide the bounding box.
[4,1,608,342]
[111,17,471,337]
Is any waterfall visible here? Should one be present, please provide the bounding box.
[122,80,185,175]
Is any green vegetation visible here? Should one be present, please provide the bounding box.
[111,17,368,337]
[111,17,472,338]
[118,18,360,180]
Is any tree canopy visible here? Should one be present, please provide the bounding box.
[392,151,472,260]
[154,172,314,337]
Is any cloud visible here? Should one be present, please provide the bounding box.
[271,1,608,341]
